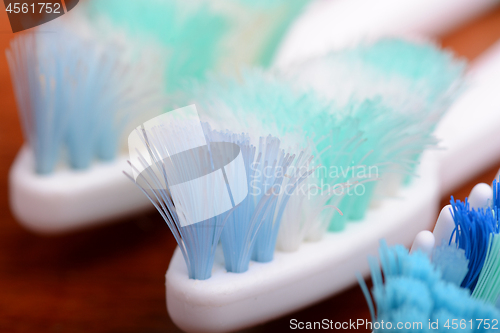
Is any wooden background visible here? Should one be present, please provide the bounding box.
[1,4,500,333]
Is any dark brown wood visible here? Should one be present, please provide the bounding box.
[0,4,500,333]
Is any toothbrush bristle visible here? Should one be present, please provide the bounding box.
[190,38,465,245]
[450,197,498,290]
[360,241,500,329]
[128,122,235,280]
[83,0,309,92]
[472,234,500,305]
[6,20,161,174]
[431,244,469,287]
[203,123,316,271]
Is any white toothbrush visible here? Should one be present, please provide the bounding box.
[274,0,497,67]
[6,0,309,234]
[9,148,151,233]
[9,1,499,234]
[167,153,440,332]
[164,39,500,332]
[434,39,500,194]
[6,15,163,234]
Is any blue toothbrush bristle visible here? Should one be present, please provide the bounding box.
[6,33,68,174]
[203,123,315,270]
[6,22,154,174]
[126,122,233,280]
[128,119,315,277]
[450,197,499,290]
[432,244,469,287]
[359,241,500,332]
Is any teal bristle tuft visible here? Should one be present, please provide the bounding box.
[183,39,464,253]
[472,234,500,306]
[285,38,466,114]
[83,0,309,92]
[343,39,465,103]
[85,0,227,93]
[285,38,466,192]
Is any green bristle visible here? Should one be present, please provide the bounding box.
[188,70,382,233]
[287,38,465,113]
[188,69,332,140]
[188,69,366,237]
[284,39,465,223]
[83,0,309,92]
[472,234,500,305]
[84,0,227,93]
[188,38,464,238]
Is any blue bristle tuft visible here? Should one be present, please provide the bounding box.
[450,197,499,290]
[360,241,500,332]
[126,121,233,280]
[203,124,315,268]
[203,127,257,273]
[249,138,315,263]
[6,32,68,174]
[128,118,314,277]
[6,22,154,174]
[432,245,469,287]
[493,179,500,222]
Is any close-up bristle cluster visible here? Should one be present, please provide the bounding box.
[184,38,465,246]
[360,176,500,332]
[6,20,161,174]
[3,2,500,332]
[359,241,499,332]
[83,0,309,93]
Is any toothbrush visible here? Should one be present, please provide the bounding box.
[10,1,499,235]
[359,176,500,330]
[126,105,317,280]
[274,0,497,67]
[7,19,162,233]
[278,6,500,196]
[412,175,500,299]
[7,0,310,234]
[164,39,465,332]
[434,38,500,194]
[358,240,499,332]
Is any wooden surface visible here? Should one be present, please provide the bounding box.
[1,5,500,333]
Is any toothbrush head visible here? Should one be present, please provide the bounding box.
[82,0,310,91]
[127,105,316,277]
[359,241,500,329]
[472,234,500,305]
[6,20,162,174]
[126,106,250,280]
[450,197,498,290]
